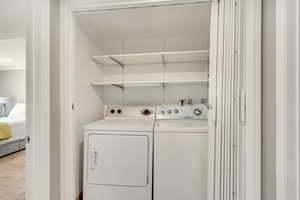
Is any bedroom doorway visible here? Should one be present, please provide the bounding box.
[0,0,27,200]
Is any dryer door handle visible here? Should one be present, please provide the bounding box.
[90,149,99,170]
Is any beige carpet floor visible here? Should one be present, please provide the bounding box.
[0,151,25,200]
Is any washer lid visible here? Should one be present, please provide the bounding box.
[155,119,208,133]
[85,118,155,132]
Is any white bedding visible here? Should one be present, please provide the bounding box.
[0,117,26,145]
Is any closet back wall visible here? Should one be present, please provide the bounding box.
[73,21,105,194]
[75,3,211,106]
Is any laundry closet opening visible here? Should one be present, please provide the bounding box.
[72,2,212,199]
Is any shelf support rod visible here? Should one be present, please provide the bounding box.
[161,54,166,67]
[109,56,124,68]
[112,84,124,90]
[161,54,166,81]
[161,53,166,105]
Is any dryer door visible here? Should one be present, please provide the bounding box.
[87,134,149,187]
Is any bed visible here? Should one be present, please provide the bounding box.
[0,103,26,157]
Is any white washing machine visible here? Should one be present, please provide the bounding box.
[154,104,208,200]
[83,106,155,200]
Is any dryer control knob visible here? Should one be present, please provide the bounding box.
[194,109,202,116]
[141,108,152,116]
[161,111,165,115]
[174,109,179,114]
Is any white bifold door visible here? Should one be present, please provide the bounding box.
[207,0,261,200]
[208,0,240,197]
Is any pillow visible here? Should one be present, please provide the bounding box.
[8,103,26,119]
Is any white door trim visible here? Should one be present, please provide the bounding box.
[276,0,288,199]
[276,0,300,199]
[26,0,51,199]
[276,0,287,199]
[239,0,261,199]
[298,0,300,197]
[60,1,77,200]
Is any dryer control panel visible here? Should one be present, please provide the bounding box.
[157,104,208,120]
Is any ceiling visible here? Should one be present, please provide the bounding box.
[0,0,26,39]
[0,1,26,70]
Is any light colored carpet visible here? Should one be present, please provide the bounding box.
[0,151,25,200]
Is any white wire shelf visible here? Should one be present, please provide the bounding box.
[92,50,210,67]
[91,79,209,89]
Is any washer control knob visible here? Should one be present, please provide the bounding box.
[194,109,202,116]
[161,110,165,115]
[167,110,172,114]
[174,109,179,114]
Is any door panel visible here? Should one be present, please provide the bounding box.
[88,134,149,187]
[154,132,208,200]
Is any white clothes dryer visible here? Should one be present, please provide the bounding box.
[83,106,155,200]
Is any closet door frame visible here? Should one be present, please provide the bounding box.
[239,0,262,200]
[276,0,300,199]
[59,1,262,200]
[27,0,53,199]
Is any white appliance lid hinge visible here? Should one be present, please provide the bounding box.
[239,91,246,123]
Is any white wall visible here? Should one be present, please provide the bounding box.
[0,70,26,111]
[0,0,26,39]
[74,4,210,106]
[0,38,26,70]
[286,0,299,199]
[262,0,276,199]
[74,22,105,196]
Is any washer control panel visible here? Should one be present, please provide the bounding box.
[157,104,208,120]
